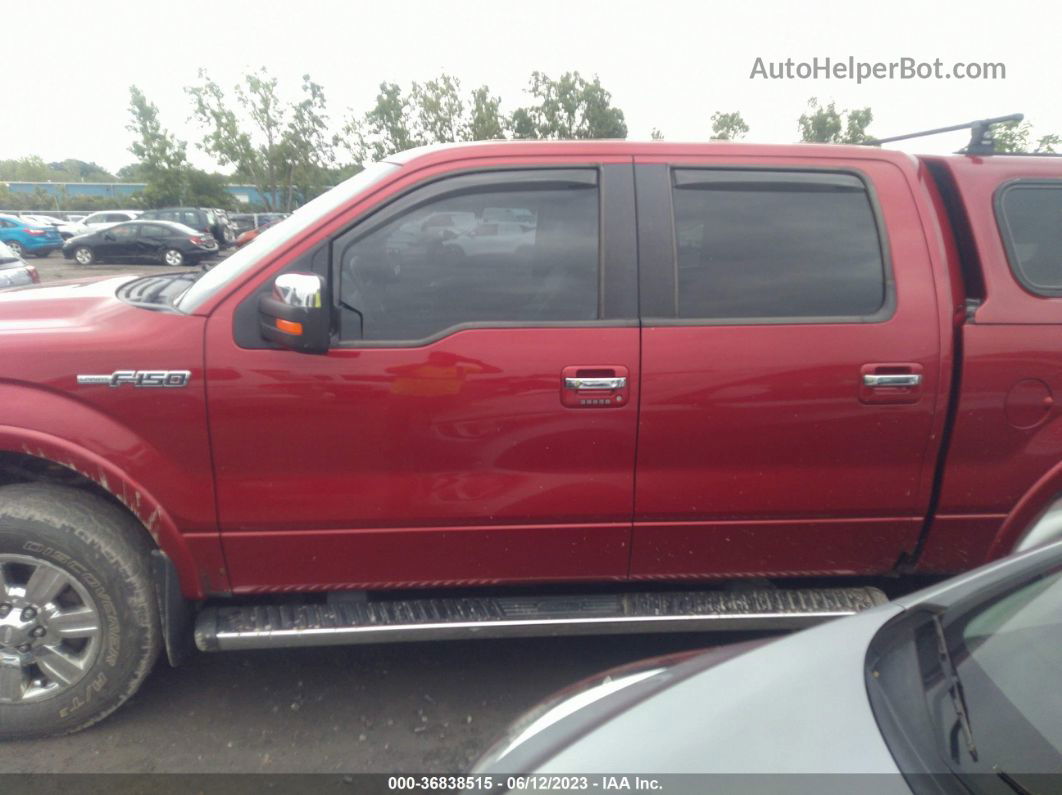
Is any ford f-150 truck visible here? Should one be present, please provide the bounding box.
[2,122,1062,737]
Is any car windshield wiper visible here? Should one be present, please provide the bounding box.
[932,613,978,762]
[995,769,1035,795]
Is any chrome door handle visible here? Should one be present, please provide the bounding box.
[863,374,922,388]
[564,377,627,391]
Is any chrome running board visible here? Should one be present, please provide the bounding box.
[195,587,888,652]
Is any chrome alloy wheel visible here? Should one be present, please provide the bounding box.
[74,247,93,265]
[163,249,184,266]
[0,555,100,704]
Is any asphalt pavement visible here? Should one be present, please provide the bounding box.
[29,248,218,284]
[0,631,769,773]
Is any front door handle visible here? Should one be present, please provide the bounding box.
[860,363,924,405]
[863,373,922,388]
[564,377,627,391]
[560,365,630,408]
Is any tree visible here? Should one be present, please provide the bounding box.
[281,75,336,206]
[0,157,52,182]
[413,74,466,144]
[185,170,235,209]
[711,111,749,141]
[469,86,506,140]
[47,159,114,182]
[335,75,508,171]
[991,120,1061,153]
[187,68,333,211]
[798,98,873,144]
[510,71,627,140]
[127,85,190,207]
[360,82,423,161]
[650,127,665,140]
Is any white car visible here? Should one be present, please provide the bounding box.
[78,210,141,233]
[19,214,88,241]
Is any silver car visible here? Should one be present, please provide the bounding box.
[475,540,1062,793]
[0,242,40,288]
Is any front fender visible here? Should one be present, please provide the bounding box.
[0,376,227,599]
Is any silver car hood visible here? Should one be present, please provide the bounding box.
[537,604,906,777]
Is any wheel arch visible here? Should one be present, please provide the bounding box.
[0,427,209,599]
[988,459,1062,559]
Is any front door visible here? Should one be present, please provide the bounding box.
[630,156,944,579]
[206,162,641,592]
[97,222,138,260]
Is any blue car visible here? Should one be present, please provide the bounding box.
[0,214,63,258]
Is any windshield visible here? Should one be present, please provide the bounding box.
[175,161,399,312]
[936,569,1062,780]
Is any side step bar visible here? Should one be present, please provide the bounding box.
[195,587,888,652]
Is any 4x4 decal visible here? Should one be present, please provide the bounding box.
[76,370,191,387]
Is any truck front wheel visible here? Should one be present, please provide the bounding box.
[0,483,160,739]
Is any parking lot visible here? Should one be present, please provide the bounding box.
[0,631,763,773]
[29,248,224,284]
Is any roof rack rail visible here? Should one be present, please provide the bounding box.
[864,113,1023,155]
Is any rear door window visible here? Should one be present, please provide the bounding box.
[670,169,888,320]
[997,181,1062,295]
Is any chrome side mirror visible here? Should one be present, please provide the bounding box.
[258,272,331,354]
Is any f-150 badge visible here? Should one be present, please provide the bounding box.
[76,370,191,387]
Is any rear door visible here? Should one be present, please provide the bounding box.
[631,155,944,578]
[206,161,641,591]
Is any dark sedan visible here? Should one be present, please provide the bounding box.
[62,220,219,267]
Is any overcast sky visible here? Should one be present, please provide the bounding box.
[6,0,1062,174]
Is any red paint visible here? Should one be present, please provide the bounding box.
[2,141,1062,598]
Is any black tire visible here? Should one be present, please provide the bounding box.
[72,246,95,266]
[0,483,160,739]
[31,251,51,259]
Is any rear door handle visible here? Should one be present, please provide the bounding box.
[863,374,922,388]
[564,377,627,391]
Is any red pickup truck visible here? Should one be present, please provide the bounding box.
[2,131,1062,737]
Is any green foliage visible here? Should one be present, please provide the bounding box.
[650,128,665,141]
[798,98,873,144]
[710,111,749,141]
[187,68,335,211]
[991,120,1061,153]
[0,157,114,183]
[469,86,506,141]
[511,71,627,140]
[337,74,510,168]
[414,74,466,144]
[127,85,190,206]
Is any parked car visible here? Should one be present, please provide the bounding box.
[230,211,288,235]
[138,207,234,248]
[79,210,141,231]
[0,241,40,288]
[0,214,63,258]
[474,539,1062,786]
[212,208,239,246]
[61,220,219,266]
[19,214,88,240]
[234,216,283,247]
[4,126,1062,738]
